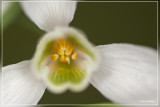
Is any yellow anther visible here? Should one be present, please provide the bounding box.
[51,38,78,64]
[52,44,59,54]
[65,56,70,64]
[57,48,64,55]
[57,38,66,50]
[60,55,66,63]
[71,50,78,60]
[51,54,59,61]
[60,55,70,64]
[65,42,73,56]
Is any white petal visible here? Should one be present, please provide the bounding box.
[90,44,157,104]
[1,60,46,104]
[21,0,77,32]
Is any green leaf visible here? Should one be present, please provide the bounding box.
[78,102,123,107]
[3,2,21,30]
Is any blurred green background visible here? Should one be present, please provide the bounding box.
[3,1,157,106]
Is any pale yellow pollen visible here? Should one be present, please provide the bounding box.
[51,38,78,64]
[71,50,78,60]
[51,54,59,61]
[57,48,64,55]
[65,42,73,56]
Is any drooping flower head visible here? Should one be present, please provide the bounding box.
[1,1,157,105]
[32,27,99,93]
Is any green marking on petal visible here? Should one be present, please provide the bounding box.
[38,40,55,70]
[48,62,86,85]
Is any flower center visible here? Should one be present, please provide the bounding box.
[50,38,78,64]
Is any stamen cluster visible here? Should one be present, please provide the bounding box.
[51,38,78,64]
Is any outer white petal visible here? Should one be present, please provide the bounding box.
[90,44,157,104]
[21,0,77,32]
[1,60,46,105]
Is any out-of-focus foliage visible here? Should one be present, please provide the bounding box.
[3,2,21,30]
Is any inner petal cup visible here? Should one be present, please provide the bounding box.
[32,27,99,93]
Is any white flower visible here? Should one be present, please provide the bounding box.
[1,0,157,106]
[31,27,99,93]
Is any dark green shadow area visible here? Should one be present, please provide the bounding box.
[71,2,157,48]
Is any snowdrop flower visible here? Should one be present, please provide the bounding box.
[1,1,157,106]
